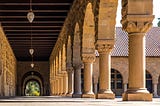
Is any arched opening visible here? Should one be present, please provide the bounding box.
[146,71,152,93]
[111,69,123,96]
[25,80,41,96]
[21,71,44,96]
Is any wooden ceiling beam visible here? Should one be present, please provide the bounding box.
[7,37,57,38]
[0,10,68,12]
[1,21,64,23]
[6,33,59,35]
[3,26,62,28]
[0,3,71,6]
[9,40,56,41]
[0,16,66,18]
[5,29,61,32]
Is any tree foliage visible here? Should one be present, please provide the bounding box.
[25,81,40,96]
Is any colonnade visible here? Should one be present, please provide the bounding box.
[50,0,154,101]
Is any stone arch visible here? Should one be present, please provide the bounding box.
[73,23,81,66]
[62,43,67,71]
[82,2,95,54]
[111,58,128,84]
[66,35,72,67]
[21,71,44,96]
[0,59,2,96]
[146,63,159,84]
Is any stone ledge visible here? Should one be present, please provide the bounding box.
[122,93,152,101]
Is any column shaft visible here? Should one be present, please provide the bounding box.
[124,83,128,92]
[153,84,158,97]
[122,33,152,101]
[82,62,95,98]
[73,66,82,97]
[63,72,68,95]
[128,34,146,89]
[67,70,73,96]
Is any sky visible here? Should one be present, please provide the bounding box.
[116,0,160,27]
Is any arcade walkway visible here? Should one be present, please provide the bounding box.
[0,96,160,106]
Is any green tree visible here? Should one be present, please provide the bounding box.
[25,81,40,96]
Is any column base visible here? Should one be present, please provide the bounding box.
[153,94,159,98]
[66,93,73,97]
[122,93,152,101]
[82,94,95,98]
[72,94,82,98]
[97,93,115,99]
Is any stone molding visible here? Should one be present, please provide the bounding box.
[96,44,114,54]
[67,67,74,73]
[82,54,95,63]
[121,17,154,34]
[73,63,82,70]
[96,39,115,54]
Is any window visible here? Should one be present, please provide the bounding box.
[146,71,152,93]
[111,69,123,89]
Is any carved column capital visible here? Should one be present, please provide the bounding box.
[67,66,74,73]
[96,40,115,54]
[82,54,95,63]
[121,15,154,34]
[73,63,82,70]
[96,44,114,54]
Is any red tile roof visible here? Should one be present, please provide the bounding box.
[111,27,160,56]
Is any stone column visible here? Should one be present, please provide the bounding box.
[82,54,95,98]
[96,43,115,99]
[93,83,98,94]
[59,76,63,95]
[62,72,68,95]
[124,83,128,92]
[153,83,158,97]
[67,67,74,96]
[121,17,154,101]
[73,64,82,98]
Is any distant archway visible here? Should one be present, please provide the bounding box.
[21,71,44,96]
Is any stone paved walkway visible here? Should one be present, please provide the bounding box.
[0,96,160,106]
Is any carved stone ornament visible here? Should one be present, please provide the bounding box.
[67,67,74,73]
[82,54,95,63]
[97,44,114,54]
[122,21,153,34]
[73,63,82,70]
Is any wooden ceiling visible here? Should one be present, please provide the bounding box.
[0,0,74,61]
